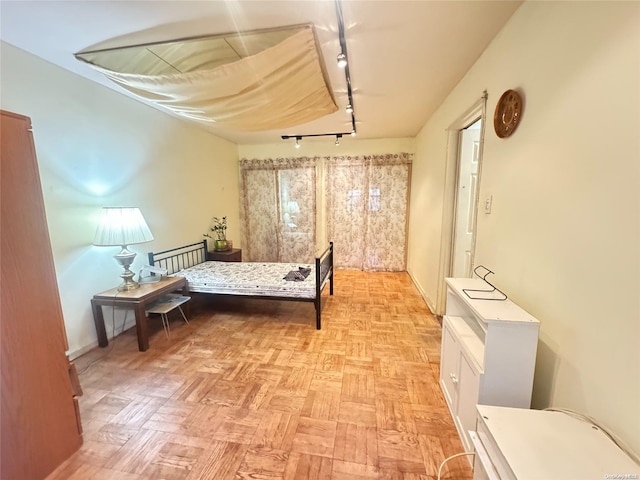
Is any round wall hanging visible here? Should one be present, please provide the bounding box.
[494,89,523,138]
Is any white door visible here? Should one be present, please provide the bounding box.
[452,119,481,278]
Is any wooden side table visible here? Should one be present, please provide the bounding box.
[91,276,188,352]
[207,248,242,262]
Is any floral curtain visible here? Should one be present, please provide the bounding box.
[325,153,412,271]
[240,157,317,263]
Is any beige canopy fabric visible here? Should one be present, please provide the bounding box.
[78,26,337,131]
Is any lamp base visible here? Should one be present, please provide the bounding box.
[118,278,140,291]
[114,246,140,291]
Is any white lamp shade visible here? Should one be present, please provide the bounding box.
[93,207,154,247]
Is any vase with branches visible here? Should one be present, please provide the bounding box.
[204,216,228,251]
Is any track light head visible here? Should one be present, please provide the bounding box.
[337,52,347,68]
[281,2,355,150]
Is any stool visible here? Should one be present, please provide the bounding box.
[145,294,190,339]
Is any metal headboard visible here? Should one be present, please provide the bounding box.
[148,240,208,275]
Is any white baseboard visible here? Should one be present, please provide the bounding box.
[407,270,437,314]
[68,341,99,360]
[67,315,137,360]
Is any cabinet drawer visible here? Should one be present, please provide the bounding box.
[72,397,83,435]
[68,361,83,397]
[470,430,500,480]
[207,248,242,262]
[457,352,481,451]
[475,415,516,480]
[440,318,460,409]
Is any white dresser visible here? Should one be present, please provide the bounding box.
[471,405,639,479]
[440,278,540,452]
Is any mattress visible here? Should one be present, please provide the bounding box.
[174,261,318,299]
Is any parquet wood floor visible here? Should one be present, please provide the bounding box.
[49,271,472,480]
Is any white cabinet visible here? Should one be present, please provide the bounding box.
[440,278,540,452]
[471,405,639,480]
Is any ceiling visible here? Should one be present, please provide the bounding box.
[0,0,522,145]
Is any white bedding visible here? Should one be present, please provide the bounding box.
[174,261,318,299]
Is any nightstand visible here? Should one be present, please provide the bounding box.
[91,276,188,352]
[207,248,242,262]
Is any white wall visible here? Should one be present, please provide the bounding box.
[1,42,240,357]
[408,1,639,455]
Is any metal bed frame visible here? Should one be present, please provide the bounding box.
[148,240,334,329]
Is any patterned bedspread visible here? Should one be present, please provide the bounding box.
[174,261,318,299]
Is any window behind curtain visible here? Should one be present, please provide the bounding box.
[326,160,368,269]
[326,154,412,271]
[240,157,317,263]
[242,168,279,261]
[277,167,316,263]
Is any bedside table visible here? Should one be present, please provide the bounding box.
[207,248,242,262]
[91,276,188,352]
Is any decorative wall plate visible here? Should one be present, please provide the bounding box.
[494,89,523,138]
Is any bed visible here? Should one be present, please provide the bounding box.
[147,240,334,329]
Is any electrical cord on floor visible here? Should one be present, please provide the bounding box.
[76,292,129,375]
[544,407,640,466]
[437,452,476,480]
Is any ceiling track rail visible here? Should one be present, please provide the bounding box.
[335,0,356,134]
[281,0,356,146]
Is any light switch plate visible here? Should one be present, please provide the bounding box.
[484,195,493,214]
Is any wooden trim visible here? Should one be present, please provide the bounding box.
[68,362,83,397]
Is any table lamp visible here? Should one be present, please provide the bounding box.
[93,207,154,291]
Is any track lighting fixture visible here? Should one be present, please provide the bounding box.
[282,132,349,147]
[337,52,347,68]
[281,0,357,146]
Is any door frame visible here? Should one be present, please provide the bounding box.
[435,92,488,315]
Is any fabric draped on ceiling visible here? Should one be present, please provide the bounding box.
[79,27,337,131]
